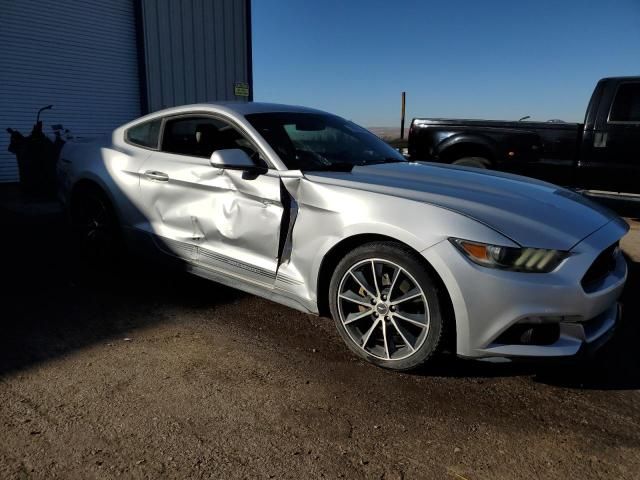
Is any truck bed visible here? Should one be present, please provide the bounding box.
[410,118,583,181]
[412,118,581,131]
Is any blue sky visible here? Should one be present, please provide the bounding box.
[252,0,640,126]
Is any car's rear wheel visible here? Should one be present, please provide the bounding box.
[329,242,444,370]
[71,187,121,265]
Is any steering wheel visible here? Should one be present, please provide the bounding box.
[295,148,330,167]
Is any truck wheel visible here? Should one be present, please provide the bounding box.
[452,157,490,169]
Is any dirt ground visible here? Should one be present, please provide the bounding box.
[1,194,639,479]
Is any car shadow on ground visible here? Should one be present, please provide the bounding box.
[0,207,245,376]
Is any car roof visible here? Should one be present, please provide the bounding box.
[118,102,338,136]
[210,101,329,115]
[142,102,330,119]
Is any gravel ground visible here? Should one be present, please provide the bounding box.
[1,196,639,479]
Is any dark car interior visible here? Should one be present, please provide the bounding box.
[161,117,260,161]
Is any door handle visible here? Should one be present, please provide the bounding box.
[144,170,169,182]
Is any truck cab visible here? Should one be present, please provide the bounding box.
[580,77,640,193]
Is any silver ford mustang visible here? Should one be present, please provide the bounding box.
[58,102,628,371]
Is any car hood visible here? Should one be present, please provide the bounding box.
[303,162,619,250]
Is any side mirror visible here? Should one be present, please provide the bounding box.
[210,148,257,170]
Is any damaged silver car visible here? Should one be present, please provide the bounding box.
[58,103,628,370]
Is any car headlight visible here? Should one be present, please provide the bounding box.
[450,238,569,273]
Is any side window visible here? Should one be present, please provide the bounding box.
[609,83,640,123]
[161,116,261,161]
[126,119,161,148]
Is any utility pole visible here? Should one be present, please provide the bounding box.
[400,91,406,140]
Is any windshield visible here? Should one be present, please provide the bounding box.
[245,112,406,171]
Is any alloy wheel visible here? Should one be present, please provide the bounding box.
[337,258,430,361]
[74,194,117,259]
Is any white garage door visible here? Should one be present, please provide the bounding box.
[0,0,141,182]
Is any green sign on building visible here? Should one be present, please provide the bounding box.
[234,82,250,97]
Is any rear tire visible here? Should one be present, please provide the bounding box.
[329,242,444,371]
[70,187,122,266]
[452,156,489,168]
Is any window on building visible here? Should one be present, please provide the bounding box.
[609,83,640,123]
[125,119,161,148]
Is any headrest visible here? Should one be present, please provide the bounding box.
[195,123,219,144]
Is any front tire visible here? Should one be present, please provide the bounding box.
[329,242,444,371]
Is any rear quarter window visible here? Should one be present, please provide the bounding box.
[609,83,640,123]
[126,119,162,148]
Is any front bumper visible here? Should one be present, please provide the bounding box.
[422,219,628,359]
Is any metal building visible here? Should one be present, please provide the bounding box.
[0,0,252,183]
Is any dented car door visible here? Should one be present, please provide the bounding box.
[196,169,283,286]
[137,115,284,286]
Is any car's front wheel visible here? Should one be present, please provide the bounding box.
[329,242,444,371]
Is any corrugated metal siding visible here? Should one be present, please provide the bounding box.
[0,0,140,183]
[140,0,250,112]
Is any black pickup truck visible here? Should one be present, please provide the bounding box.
[408,76,640,194]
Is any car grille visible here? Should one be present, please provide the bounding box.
[581,242,619,291]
